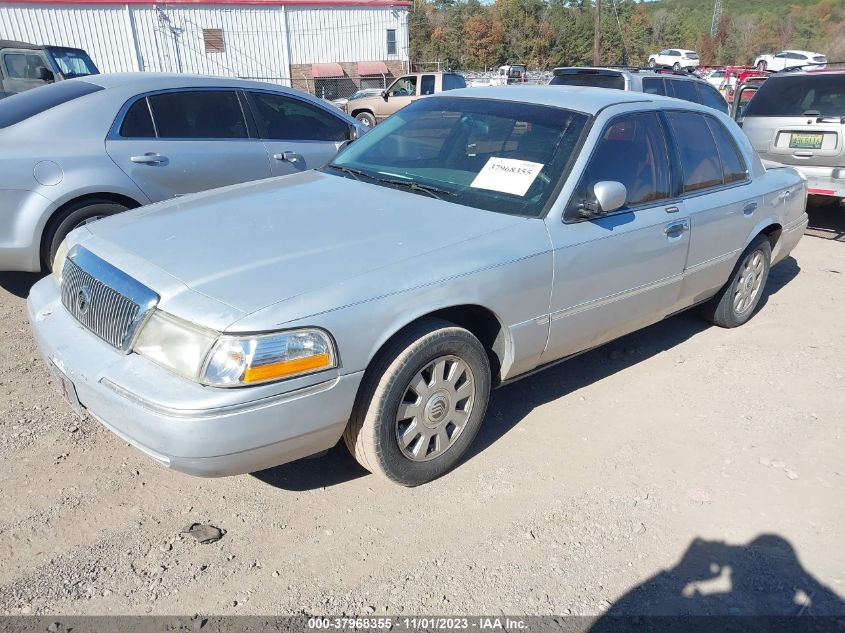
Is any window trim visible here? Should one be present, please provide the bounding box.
[108,87,258,141]
[243,88,354,143]
[563,110,675,223]
[702,114,750,185]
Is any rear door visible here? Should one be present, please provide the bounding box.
[105,89,270,202]
[741,74,845,175]
[245,90,352,176]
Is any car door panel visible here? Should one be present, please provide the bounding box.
[105,90,270,202]
[541,111,690,364]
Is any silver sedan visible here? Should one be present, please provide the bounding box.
[0,73,366,272]
[28,86,808,486]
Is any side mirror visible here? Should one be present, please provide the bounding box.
[381,90,389,101]
[348,125,359,141]
[578,181,627,218]
[38,67,55,82]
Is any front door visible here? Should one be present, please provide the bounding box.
[541,111,691,363]
[106,89,270,202]
[377,75,418,120]
[246,91,352,176]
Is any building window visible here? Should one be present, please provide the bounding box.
[203,28,225,54]
[386,29,397,56]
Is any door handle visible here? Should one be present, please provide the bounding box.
[273,151,303,163]
[663,220,689,238]
[743,201,758,216]
[665,205,680,213]
[130,153,167,165]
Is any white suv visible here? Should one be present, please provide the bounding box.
[753,50,827,72]
[648,49,700,70]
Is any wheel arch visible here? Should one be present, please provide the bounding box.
[350,107,375,119]
[361,304,510,389]
[39,191,143,265]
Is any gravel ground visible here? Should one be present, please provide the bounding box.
[0,205,843,617]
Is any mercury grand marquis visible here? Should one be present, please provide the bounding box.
[28,86,808,486]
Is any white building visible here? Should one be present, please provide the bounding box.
[0,0,410,95]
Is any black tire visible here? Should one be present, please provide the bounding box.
[648,58,656,68]
[344,318,491,486]
[354,111,376,128]
[673,62,681,71]
[43,199,129,270]
[757,60,767,71]
[699,235,772,328]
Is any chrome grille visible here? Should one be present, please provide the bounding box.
[60,246,159,352]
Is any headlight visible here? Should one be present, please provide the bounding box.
[52,239,70,285]
[202,329,335,387]
[133,311,218,381]
[133,312,336,387]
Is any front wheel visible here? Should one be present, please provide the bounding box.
[648,58,656,68]
[43,199,129,270]
[699,235,771,328]
[757,60,767,71]
[673,62,681,71]
[354,111,376,127]
[344,319,491,486]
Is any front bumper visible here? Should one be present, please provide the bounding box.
[27,277,363,477]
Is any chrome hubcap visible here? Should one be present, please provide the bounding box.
[395,355,474,462]
[734,250,765,315]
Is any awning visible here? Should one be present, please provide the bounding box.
[312,63,344,78]
[357,61,389,76]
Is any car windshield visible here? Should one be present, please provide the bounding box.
[550,72,624,90]
[326,97,589,218]
[48,48,98,78]
[744,74,845,117]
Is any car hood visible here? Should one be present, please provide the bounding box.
[83,170,525,316]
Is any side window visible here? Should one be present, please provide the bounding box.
[420,75,435,95]
[697,83,728,113]
[775,52,788,58]
[572,112,671,212]
[147,91,247,139]
[666,111,723,193]
[119,98,156,137]
[389,76,417,97]
[667,79,698,104]
[670,50,681,57]
[249,92,349,142]
[442,74,466,90]
[704,117,748,184]
[3,53,48,79]
[642,78,666,95]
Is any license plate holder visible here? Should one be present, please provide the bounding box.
[789,132,823,150]
[48,359,85,417]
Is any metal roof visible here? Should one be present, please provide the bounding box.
[6,0,411,5]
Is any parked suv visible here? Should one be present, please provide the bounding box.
[0,40,98,98]
[550,67,728,114]
[740,70,845,201]
[344,72,466,127]
[754,50,827,72]
[648,49,700,70]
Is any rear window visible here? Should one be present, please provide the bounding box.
[442,74,466,91]
[744,75,845,117]
[0,80,103,129]
[550,71,625,90]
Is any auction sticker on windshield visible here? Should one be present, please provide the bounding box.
[470,157,544,196]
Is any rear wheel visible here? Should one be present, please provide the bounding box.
[699,235,771,328]
[42,199,129,270]
[648,58,656,68]
[354,111,376,128]
[344,319,491,486]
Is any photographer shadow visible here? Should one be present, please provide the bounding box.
[590,534,845,629]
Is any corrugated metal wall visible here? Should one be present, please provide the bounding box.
[286,5,407,64]
[0,3,139,72]
[0,2,408,85]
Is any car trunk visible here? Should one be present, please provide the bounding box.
[744,116,844,168]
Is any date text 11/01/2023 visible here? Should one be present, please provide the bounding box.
[307,617,529,630]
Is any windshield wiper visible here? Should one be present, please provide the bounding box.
[377,178,457,201]
[325,163,374,182]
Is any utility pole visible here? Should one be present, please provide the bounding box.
[710,0,722,37]
[593,0,601,65]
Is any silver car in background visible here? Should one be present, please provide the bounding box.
[0,73,366,272]
[28,86,808,486]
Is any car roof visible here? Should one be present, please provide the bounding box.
[781,50,822,56]
[430,84,698,115]
[0,39,42,51]
[79,72,308,93]
[551,66,703,81]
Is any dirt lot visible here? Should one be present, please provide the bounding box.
[0,206,844,617]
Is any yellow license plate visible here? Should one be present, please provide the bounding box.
[789,133,823,149]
